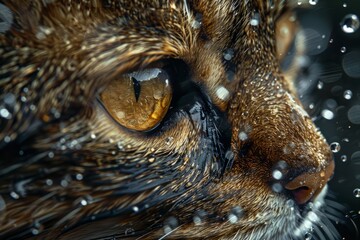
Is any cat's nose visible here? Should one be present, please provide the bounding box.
[284,160,335,204]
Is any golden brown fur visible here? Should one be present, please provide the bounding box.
[0,0,335,239]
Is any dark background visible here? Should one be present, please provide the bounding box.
[296,1,360,239]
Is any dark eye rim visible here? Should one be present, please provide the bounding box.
[97,58,203,135]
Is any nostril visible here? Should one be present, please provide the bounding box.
[284,160,335,205]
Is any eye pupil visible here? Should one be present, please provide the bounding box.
[131,77,141,102]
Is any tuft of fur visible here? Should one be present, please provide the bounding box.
[0,1,336,239]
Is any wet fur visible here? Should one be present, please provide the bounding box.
[0,0,336,239]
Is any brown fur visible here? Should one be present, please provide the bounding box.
[0,0,334,239]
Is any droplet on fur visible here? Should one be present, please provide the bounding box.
[0,3,13,33]
[3,93,15,105]
[165,137,174,145]
[307,211,319,223]
[163,216,179,234]
[250,12,260,26]
[192,13,203,29]
[10,191,19,200]
[216,86,230,101]
[193,210,207,225]
[132,206,139,213]
[238,131,248,141]
[340,14,360,33]
[80,198,88,206]
[330,142,341,153]
[223,48,234,61]
[228,206,244,224]
[272,183,283,193]
[353,188,360,198]
[75,173,83,180]
[272,169,283,180]
[45,179,53,186]
[124,228,135,236]
[0,107,11,119]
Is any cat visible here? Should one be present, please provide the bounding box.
[0,0,338,239]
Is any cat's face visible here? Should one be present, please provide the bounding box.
[0,1,336,239]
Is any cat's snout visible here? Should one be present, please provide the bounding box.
[284,160,335,205]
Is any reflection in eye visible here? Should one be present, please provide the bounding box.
[100,68,172,131]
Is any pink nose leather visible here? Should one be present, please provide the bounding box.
[285,160,335,204]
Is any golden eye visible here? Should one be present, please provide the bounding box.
[100,68,172,131]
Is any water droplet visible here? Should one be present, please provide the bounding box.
[321,109,334,120]
[343,3,347,7]
[215,86,230,101]
[330,142,341,153]
[132,206,139,212]
[192,13,203,29]
[223,48,234,61]
[193,210,207,225]
[3,93,15,105]
[250,12,260,26]
[10,191,19,199]
[117,142,124,150]
[75,173,83,180]
[342,50,360,78]
[225,150,234,162]
[272,183,283,193]
[227,206,244,224]
[45,179,53,186]
[351,151,360,165]
[163,216,179,234]
[353,188,360,198]
[329,38,334,43]
[309,0,318,5]
[90,133,96,139]
[0,108,11,119]
[348,105,360,124]
[165,136,174,145]
[148,157,155,163]
[125,228,135,236]
[340,155,347,162]
[272,169,283,180]
[317,81,324,89]
[340,14,360,33]
[238,131,248,141]
[340,46,347,53]
[307,211,319,223]
[80,198,88,206]
[0,3,13,33]
[344,90,353,100]
[304,232,312,240]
